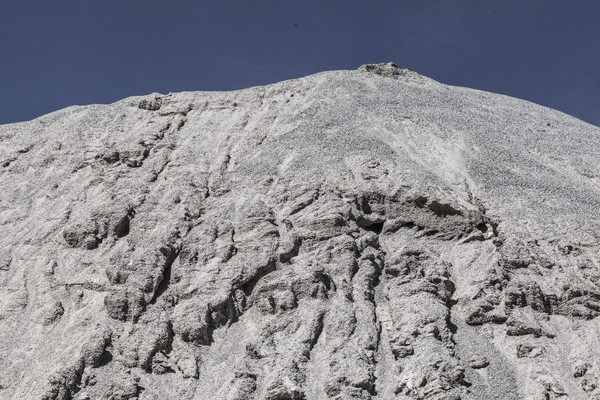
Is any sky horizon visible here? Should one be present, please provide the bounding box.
[2,1,599,126]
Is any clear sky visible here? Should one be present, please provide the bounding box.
[1,0,599,126]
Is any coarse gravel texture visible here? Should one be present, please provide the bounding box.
[1,63,600,399]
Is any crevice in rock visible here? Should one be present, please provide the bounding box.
[314,271,333,294]
[307,311,325,356]
[369,246,384,397]
[62,282,108,293]
[357,215,385,396]
[149,159,170,183]
[428,201,463,217]
[114,207,135,239]
[446,299,459,335]
[96,349,113,368]
[149,249,178,305]
[362,221,384,235]
[1,157,15,168]
[239,258,277,299]
[279,236,302,264]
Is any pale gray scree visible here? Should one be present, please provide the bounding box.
[1,63,600,399]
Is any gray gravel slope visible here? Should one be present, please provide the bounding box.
[1,63,599,399]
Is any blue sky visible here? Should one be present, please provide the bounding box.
[1,0,599,126]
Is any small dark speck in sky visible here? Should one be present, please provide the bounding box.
[0,0,599,127]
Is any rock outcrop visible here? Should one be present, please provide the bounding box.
[1,63,600,399]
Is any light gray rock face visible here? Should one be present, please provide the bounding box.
[1,63,600,399]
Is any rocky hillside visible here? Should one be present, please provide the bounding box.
[1,63,600,399]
